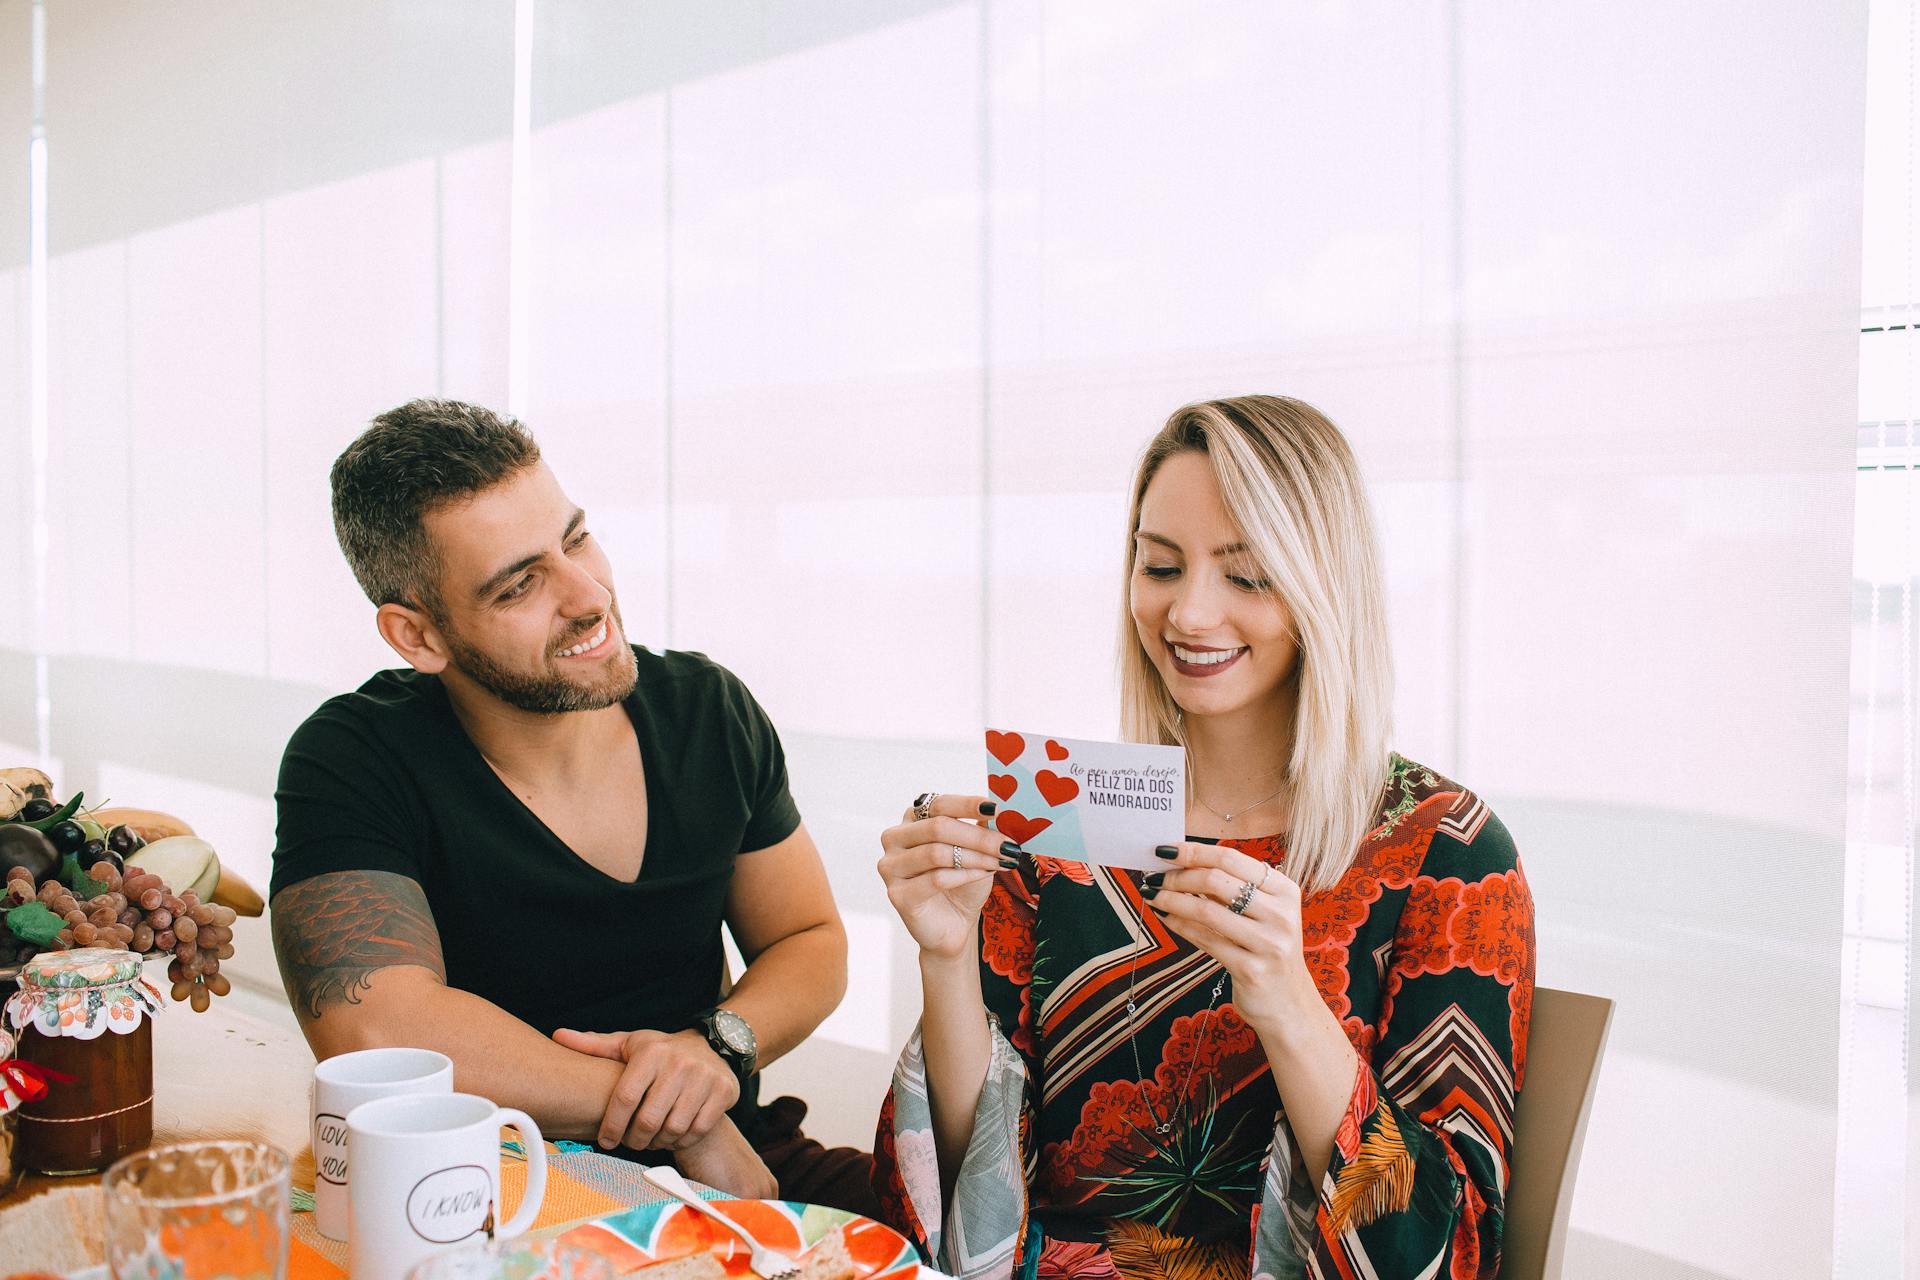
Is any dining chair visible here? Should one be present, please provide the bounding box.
[1499,986,1614,1280]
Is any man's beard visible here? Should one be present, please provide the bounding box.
[441,613,639,714]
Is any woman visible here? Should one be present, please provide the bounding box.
[872,396,1534,1280]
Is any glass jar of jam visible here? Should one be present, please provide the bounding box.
[4,948,160,1175]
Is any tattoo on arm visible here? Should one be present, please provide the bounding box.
[271,871,446,1022]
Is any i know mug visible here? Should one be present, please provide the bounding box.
[346,1091,547,1280]
[311,1046,454,1241]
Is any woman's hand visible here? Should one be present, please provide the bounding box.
[1145,842,1323,1037]
[877,793,1021,961]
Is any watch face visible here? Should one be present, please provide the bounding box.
[714,1009,756,1055]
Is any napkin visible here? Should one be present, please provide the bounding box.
[0,1184,105,1275]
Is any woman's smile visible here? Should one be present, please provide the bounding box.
[1167,640,1248,677]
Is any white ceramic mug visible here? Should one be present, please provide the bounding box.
[311,1046,454,1241]
[346,1092,547,1280]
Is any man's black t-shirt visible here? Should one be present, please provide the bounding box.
[269,647,802,1120]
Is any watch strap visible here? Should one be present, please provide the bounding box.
[698,1007,757,1086]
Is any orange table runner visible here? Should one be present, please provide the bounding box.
[287,1138,709,1278]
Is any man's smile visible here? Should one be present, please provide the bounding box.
[556,620,612,659]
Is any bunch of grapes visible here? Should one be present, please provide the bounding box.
[2,860,237,1010]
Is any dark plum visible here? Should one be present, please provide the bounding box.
[45,820,85,853]
[0,824,59,883]
[18,798,54,823]
[107,824,144,857]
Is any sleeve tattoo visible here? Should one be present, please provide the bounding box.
[271,870,447,1022]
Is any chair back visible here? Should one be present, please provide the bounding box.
[1500,986,1614,1280]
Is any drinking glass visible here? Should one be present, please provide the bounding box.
[103,1139,291,1280]
[407,1239,616,1280]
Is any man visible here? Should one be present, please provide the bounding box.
[269,398,873,1208]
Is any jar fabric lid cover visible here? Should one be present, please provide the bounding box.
[6,948,160,1041]
[18,947,142,989]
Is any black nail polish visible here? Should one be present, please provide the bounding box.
[998,856,1021,870]
[914,793,933,808]
[1142,884,1161,901]
[1143,871,1164,888]
[1155,845,1180,860]
[1000,841,1024,858]
[979,801,998,816]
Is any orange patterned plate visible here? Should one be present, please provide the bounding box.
[552,1199,919,1280]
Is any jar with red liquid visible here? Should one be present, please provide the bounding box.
[4,948,161,1174]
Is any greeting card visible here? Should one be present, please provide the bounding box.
[984,728,1184,873]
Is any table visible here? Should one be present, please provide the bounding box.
[14,987,319,1206]
[3,989,723,1277]
[1,991,932,1280]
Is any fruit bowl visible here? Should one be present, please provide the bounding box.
[4,782,252,1012]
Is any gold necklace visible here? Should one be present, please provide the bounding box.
[1185,764,1289,824]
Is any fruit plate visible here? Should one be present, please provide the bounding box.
[551,1199,919,1280]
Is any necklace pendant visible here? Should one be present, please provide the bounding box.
[1155,1121,1172,1135]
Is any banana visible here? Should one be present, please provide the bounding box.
[211,866,265,917]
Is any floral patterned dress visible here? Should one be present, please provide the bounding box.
[873,756,1535,1280]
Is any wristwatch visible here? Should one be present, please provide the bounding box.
[698,1007,758,1089]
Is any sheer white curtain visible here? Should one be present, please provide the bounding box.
[22,0,514,984]
[0,0,32,759]
[2,3,1876,1276]
[1457,8,1860,1278]
[520,6,1865,1274]
[1846,2,1920,1275]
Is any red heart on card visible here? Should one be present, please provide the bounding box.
[988,774,1017,802]
[1045,739,1069,761]
[996,809,1053,846]
[986,730,1026,767]
[1035,770,1079,807]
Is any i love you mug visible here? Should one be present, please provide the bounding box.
[310,1046,454,1241]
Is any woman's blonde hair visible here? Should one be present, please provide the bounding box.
[1117,395,1394,894]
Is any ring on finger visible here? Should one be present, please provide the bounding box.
[1256,864,1274,891]
[1229,879,1257,915]
[913,792,939,822]
[951,845,964,871]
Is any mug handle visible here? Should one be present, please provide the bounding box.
[493,1108,547,1241]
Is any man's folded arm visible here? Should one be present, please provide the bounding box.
[269,868,625,1143]
[720,821,849,1066]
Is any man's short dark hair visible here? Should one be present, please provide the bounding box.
[331,399,539,616]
